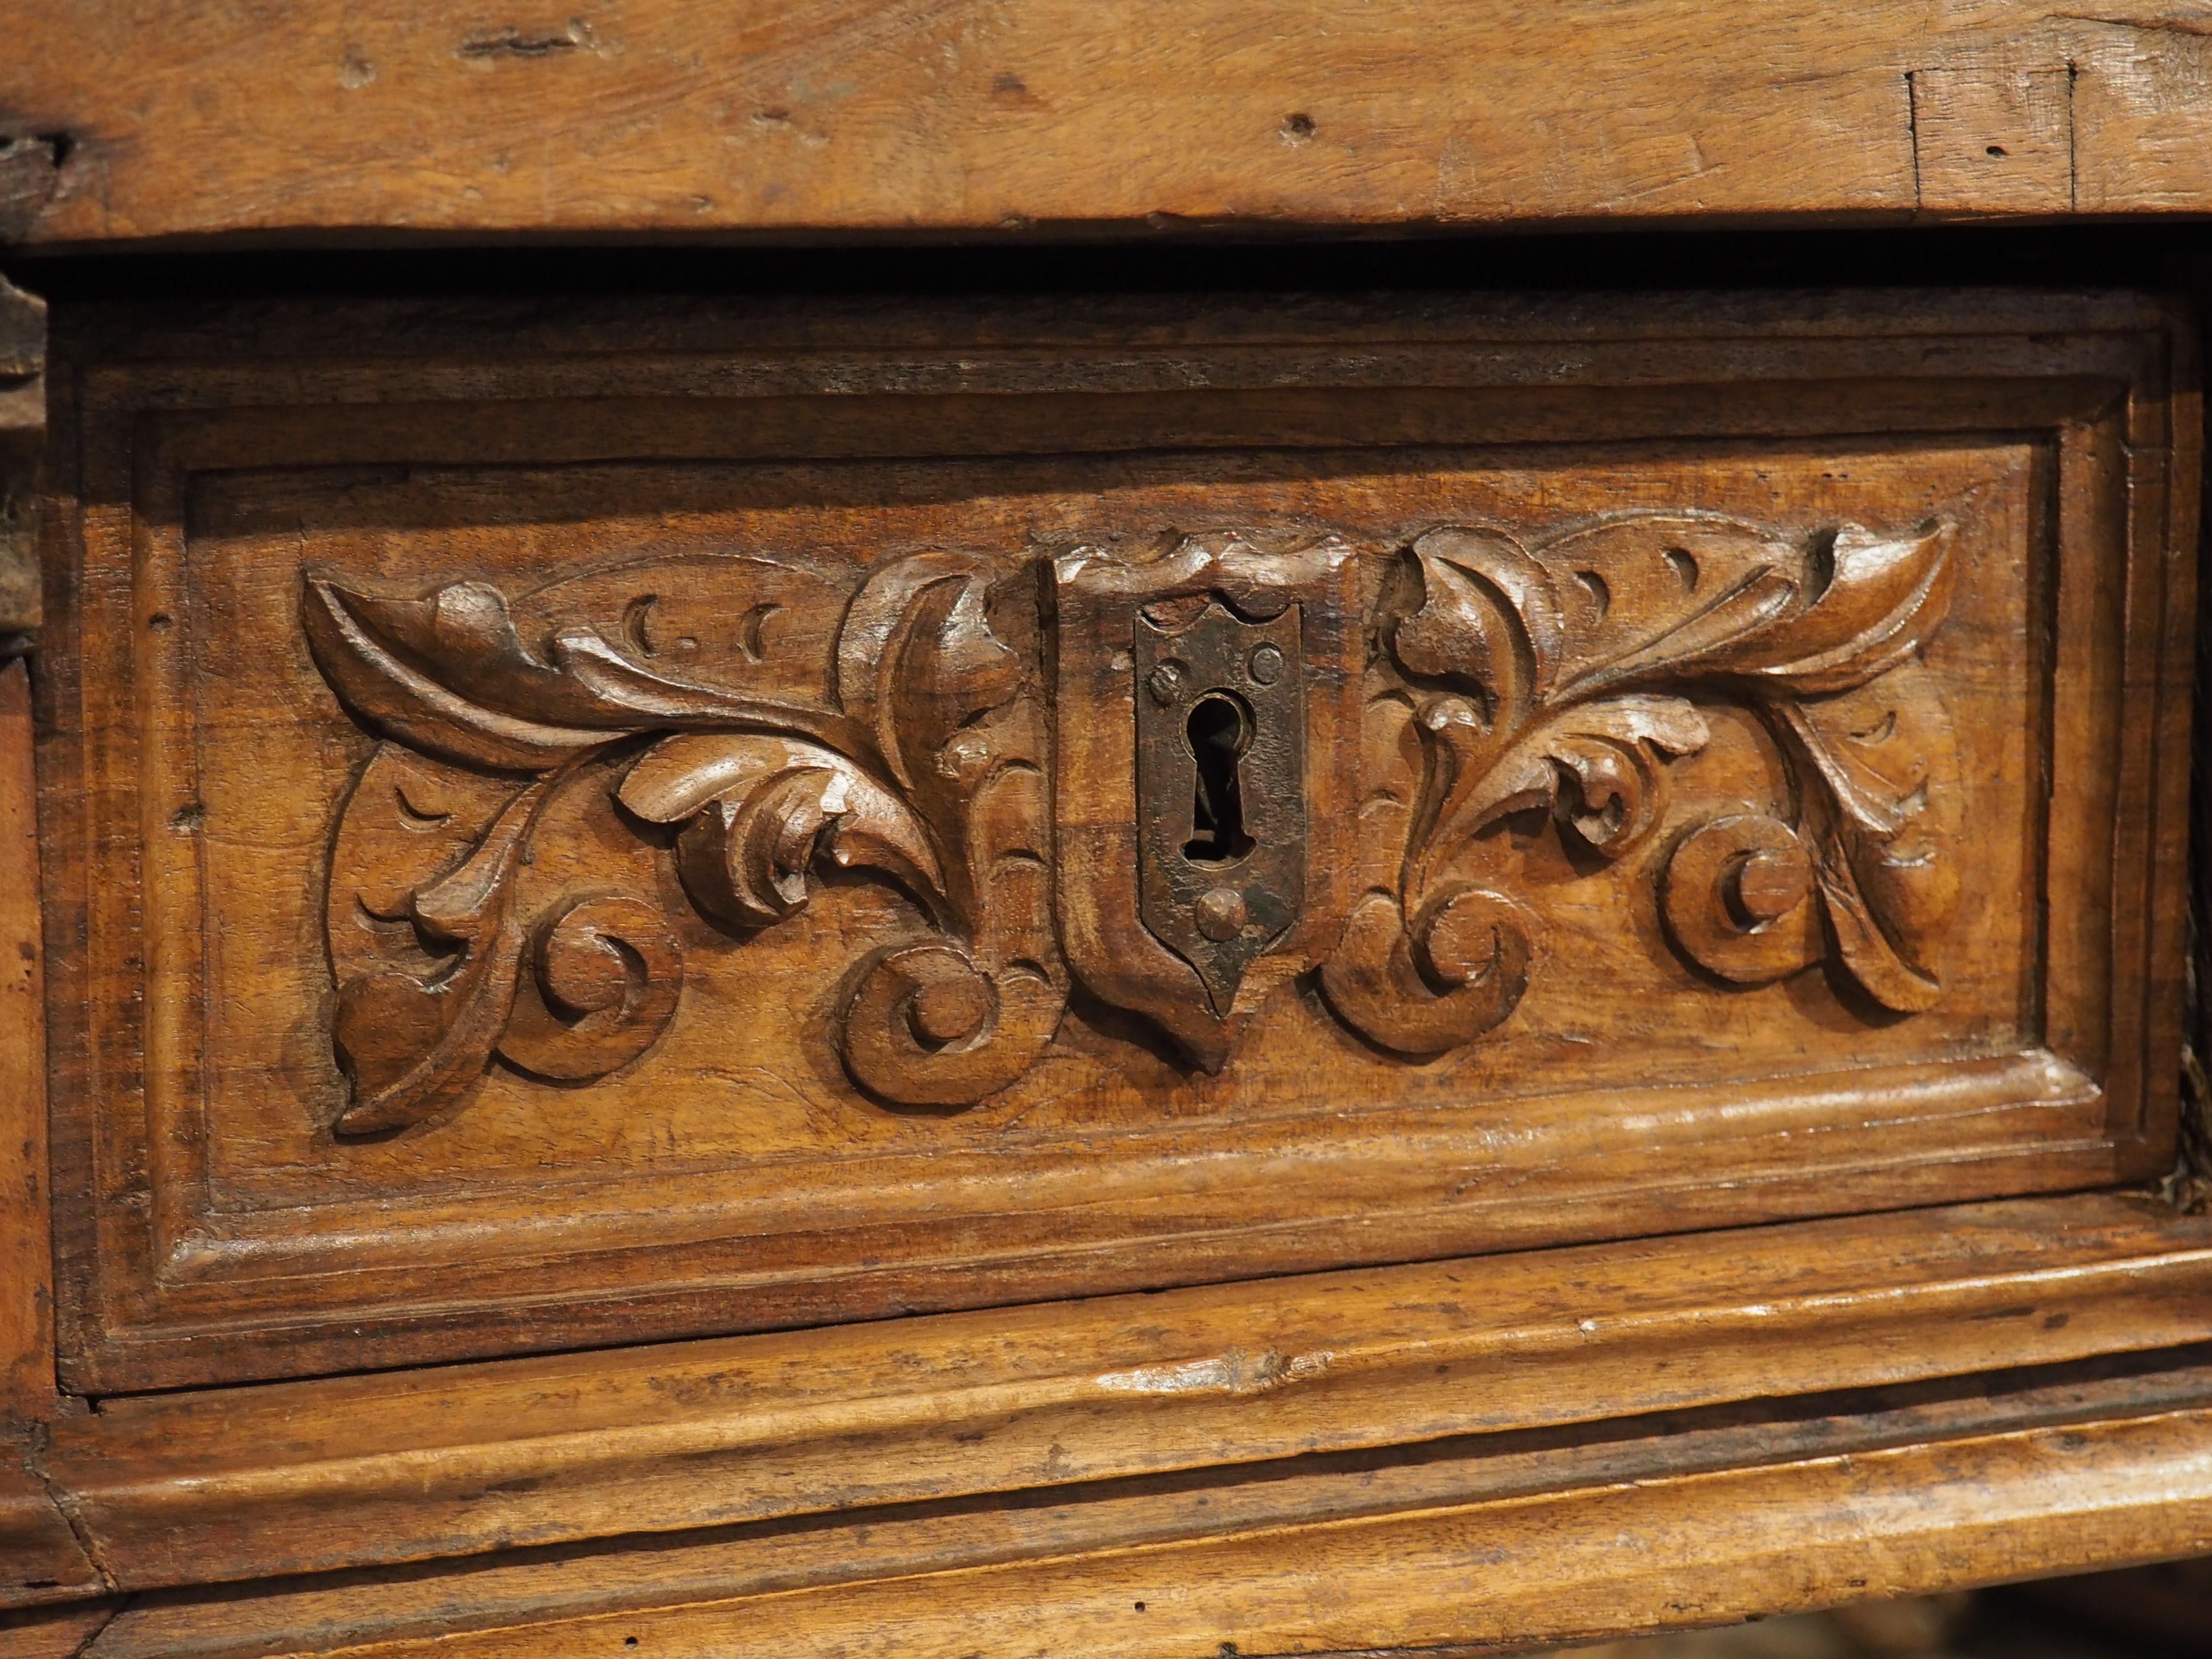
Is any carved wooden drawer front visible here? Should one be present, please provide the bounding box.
[39,292,2194,1390]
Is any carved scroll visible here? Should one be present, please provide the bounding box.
[307,510,1962,1125]
[306,551,1063,1132]
[1320,514,1961,1054]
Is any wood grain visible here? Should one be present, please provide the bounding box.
[0,1460,100,1607]
[24,1193,2212,1596]
[79,1350,2212,1659]
[34,291,2194,1389]
[0,659,53,1418]
[0,278,40,639]
[73,1386,2212,1659]
[2,1601,115,1659]
[15,5,2212,243]
[1,271,2209,1653]
[1912,68,2075,216]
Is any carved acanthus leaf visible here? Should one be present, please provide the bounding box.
[329,775,547,1132]
[619,733,946,931]
[311,513,1966,1120]
[1324,511,1962,1054]
[303,576,869,774]
[1708,521,1957,694]
[836,551,1025,795]
[309,547,1064,1130]
[327,765,687,1135]
[1412,692,1711,888]
[1393,526,1563,726]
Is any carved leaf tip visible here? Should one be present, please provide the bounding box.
[1717,519,1956,693]
[328,778,551,1135]
[1394,526,1562,720]
[305,573,874,775]
[550,627,867,750]
[302,577,619,773]
[1419,692,1711,884]
[834,551,1023,792]
[619,733,946,932]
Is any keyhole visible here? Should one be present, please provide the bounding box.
[1183,691,1256,865]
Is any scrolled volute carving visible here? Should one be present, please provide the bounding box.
[306,548,1062,1132]
[1321,513,1961,1054]
[309,508,1965,1125]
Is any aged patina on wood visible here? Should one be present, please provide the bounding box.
[23,292,2192,1399]
[0,0,2209,1603]
[18,4,2212,242]
[0,282,2200,1657]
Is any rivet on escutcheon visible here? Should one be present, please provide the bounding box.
[1194,886,1248,941]
[1246,642,1285,685]
[1146,661,1187,706]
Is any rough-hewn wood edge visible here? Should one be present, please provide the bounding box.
[0,660,100,1608]
[0,281,102,1610]
[2129,295,2202,1175]
[8,1193,2212,1601]
[3,1599,115,1659]
[11,4,2212,246]
[0,276,41,642]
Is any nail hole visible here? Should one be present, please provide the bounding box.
[148,612,174,632]
[1281,112,1315,142]
[1987,144,2008,157]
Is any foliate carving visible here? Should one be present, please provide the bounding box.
[306,510,1962,1125]
[305,550,1062,1132]
[1321,514,1961,1055]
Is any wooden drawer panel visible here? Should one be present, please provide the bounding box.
[36,291,2195,1389]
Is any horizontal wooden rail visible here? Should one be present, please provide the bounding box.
[62,1353,2212,1659]
[13,1191,2212,1598]
[12,4,2212,245]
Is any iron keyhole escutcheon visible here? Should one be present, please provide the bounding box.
[1132,600,1307,1017]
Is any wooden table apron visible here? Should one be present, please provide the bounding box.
[0,286,2204,1657]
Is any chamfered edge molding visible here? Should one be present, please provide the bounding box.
[40,1354,2212,1659]
[9,1192,2212,1602]
[38,288,2198,1393]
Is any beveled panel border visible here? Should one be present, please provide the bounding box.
[36,291,2199,1387]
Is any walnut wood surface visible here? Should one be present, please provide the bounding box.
[21,1193,2212,1595]
[75,1346,2212,1659]
[0,1462,100,1610]
[64,1372,2212,1659]
[18,4,2212,243]
[34,290,2196,1391]
[3,1603,115,1659]
[0,660,51,1421]
[0,278,41,639]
